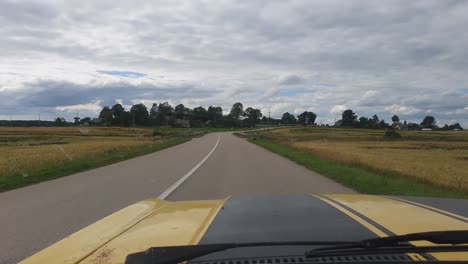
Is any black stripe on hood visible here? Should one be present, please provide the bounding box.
[193,195,379,261]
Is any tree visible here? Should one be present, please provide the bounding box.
[281,112,297,124]
[357,116,371,128]
[421,116,436,128]
[80,117,91,125]
[452,123,463,130]
[392,115,400,123]
[157,102,173,125]
[130,103,149,125]
[207,106,223,125]
[111,104,125,118]
[372,114,380,129]
[243,107,262,127]
[379,119,389,129]
[54,117,67,126]
[73,116,80,125]
[111,104,125,125]
[193,106,208,122]
[175,104,186,119]
[150,103,158,117]
[119,111,132,126]
[297,111,317,126]
[99,106,113,125]
[341,109,357,126]
[447,123,463,130]
[407,123,420,130]
[228,102,244,120]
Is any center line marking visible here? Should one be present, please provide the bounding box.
[157,135,220,200]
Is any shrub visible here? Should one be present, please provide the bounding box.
[384,130,402,139]
[152,130,163,136]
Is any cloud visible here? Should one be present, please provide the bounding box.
[56,100,103,112]
[1,0,468,126]
[331,105,348,114]
[384,104,420,115]
[278,75,306,85]
[96,70,146,78]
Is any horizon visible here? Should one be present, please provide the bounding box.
[0,101,462,127]
[1,1,468,127]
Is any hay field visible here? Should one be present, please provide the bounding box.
[260,127,468,191]
[0,127,155,177]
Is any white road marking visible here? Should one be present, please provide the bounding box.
[157,135,220,200]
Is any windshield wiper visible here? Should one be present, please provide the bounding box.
[306,230,468,258]
[125,230,468,264]
[125,241,351,264]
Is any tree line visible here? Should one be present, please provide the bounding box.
[0,103,462,130]
[335,109,463,130]
[73,102,318,128]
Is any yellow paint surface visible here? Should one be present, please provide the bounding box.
[21,199,225,264]
[78,200,225,264]
[326,194,468,260]
[20,199,167,264]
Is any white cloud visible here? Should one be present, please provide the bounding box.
[384,104,420,115]
[331,105,348,114]
[56,100,103,113]
[1,1,468,126]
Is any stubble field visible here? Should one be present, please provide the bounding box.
[0,127,188,191]
[257,127,468,192]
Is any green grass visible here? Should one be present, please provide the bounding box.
[249,137,468,199]
[0,137,190,192]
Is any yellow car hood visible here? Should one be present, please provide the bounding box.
[20,195,468,264]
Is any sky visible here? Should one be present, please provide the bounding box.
[1,0,468,126]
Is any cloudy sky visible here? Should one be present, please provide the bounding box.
[1,0,468,126]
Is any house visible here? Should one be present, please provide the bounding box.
[91,118,103,125]
[421,128,432,131]
[391,122,407,130]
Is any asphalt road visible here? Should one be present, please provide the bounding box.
[0,132,354,264]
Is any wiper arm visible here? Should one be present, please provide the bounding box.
[125,230,468,264]
[306,230,468,258]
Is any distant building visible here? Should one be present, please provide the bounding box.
[91,118,103,125]
[334,120,343,127]
[173,119,190,128]
[421,128,433,131]
[391,122,407,130]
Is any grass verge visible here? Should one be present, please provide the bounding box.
[249,137,468,199]
[0,137,190,192]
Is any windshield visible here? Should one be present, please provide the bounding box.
[1,1,467,264]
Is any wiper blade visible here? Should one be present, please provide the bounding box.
[124,241,353,264]
[125,230,468,264]
[306,245,468,257]
[360,230,468,247]
[306,230,468,258]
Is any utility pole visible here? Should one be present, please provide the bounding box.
[268,107,271,128]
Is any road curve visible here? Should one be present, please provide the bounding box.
[0,132,353,264]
